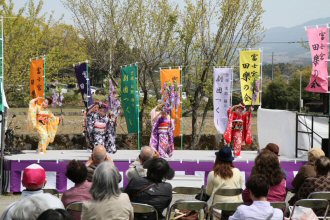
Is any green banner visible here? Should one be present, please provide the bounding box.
[121,65,139,133]
[0,18,4,112]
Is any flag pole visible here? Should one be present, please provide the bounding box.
[180,66,184,150]
[43,55,46,98]
[86,60,89,109]
[136,64,141,150]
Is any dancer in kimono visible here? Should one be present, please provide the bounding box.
[28,97,61,154]
[223,103,252,157]
[86,101,119,154]
[149,104,174,158]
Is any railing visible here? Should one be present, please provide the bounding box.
[295,113,329,158]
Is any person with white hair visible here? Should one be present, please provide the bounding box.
[81,161,133,220]
[0,164,63,220]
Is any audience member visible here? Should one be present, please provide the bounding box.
[242,151,286,203]
[262,143,287,179]
[229,174,283,220]
[295,156,330,202]
[37,209,74,220]
[81,161,133,220]
[126,146,156,181]
[125,158,174,220]
[61,160,92,220]
[263,143,280,156]
[1,164,64,220]
[291,148,324,191]
[86,144,113,181]
[289,148,325,205]
[10,193,64,220]
[206,146,243,204]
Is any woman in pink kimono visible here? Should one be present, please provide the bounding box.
[149,105,174,158]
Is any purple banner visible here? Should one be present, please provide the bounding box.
[4,159,305,193]
[75,63,93,107]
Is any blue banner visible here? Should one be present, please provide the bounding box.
[75,62,93,108]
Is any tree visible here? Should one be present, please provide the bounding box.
[174,0,264,148]
[262,75,289,109]
[1,0,87,106]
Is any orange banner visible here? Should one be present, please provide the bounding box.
[30,59,45,99]
[160,69,182,137]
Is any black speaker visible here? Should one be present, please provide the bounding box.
[321,138,330,157]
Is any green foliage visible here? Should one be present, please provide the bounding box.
[262,65,320,110]
[1,0,88,107]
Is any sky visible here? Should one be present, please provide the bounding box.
[10,0,330,29]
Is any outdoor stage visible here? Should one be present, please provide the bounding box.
[3,150,307,193]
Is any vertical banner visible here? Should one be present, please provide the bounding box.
[0,17,4,112]
[239,50,261,105]
[121,64,139,133]
[213,68,232,134]
[160,69,181,137]
[75,62,93,108]
[305,27,328,93]
[30,59,45,99]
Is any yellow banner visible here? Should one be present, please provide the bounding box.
[30,59,45,99]
[160,69,182,137]
[239,50,261,105]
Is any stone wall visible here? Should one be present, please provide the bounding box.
[7,133,259,153]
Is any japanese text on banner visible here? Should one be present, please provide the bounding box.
[213,68,232,134]
[160,69,182,137]
[75,62,93,107]
[121,65,139,133]
[30,59,45,100]
[305,27,328,93]
[239,50,261,105]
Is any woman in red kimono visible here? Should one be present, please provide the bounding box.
[223,104,252,157]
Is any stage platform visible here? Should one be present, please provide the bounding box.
[3,150,307,193]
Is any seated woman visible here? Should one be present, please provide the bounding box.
[61,160,92,220]
[295,156,330,201]
[289,148,325,205]
[125,158,174,220]
[242,150,286,204]
[206,146,243,204]
[81,162,133,220]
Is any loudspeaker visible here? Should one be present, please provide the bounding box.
[321,138,330,157]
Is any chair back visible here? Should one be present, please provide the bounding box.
[290,199,329,219]
[210,202,243,212]
[66,202,83,212]
[173,186,201,195]
[211,188,242,206]
[43,188,60,198]
[308,191,330,201]
[166,201,207,220]
[270,202,287,210]
[209,202,243,220]
[131,203,158,220]
[214,188,242,196]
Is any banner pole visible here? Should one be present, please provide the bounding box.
[180,66,184,150]
[43,55,46,98]
[86,61,89,108]
[136,64,140,150]
[260,48,263,107]
[0,16,5,195]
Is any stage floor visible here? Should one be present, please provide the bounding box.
[4,150,307,162]
[3,150,307,193]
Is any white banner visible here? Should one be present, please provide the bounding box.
[213,68,232,134]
